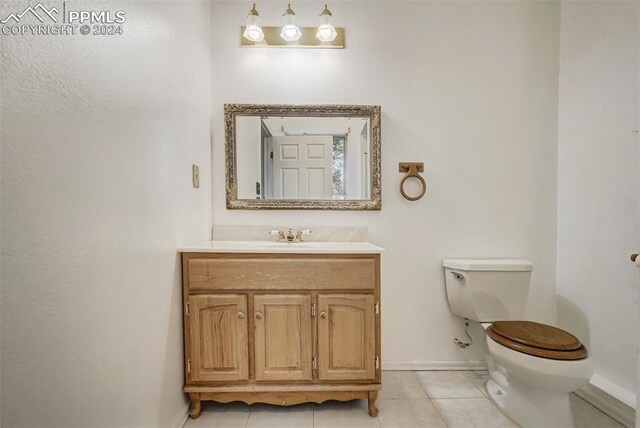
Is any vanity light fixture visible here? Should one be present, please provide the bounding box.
[242,3,264,42]
[239,3,344,49]
[280,3,302,42]
[316,4,337,42]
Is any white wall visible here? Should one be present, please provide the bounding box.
[0,1,211,426]
[211,1,560,368]
[557,1,639,407]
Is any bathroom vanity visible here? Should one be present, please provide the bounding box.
[179,240,384,418]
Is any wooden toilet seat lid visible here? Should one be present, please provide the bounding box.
[488,321,588,360]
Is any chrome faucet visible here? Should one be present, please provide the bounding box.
[284,228,295,241]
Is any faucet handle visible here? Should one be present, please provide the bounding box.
[269,230,286,240]
[296,229,312,241]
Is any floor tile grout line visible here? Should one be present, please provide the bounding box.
[410,371,450,428]
[414,370,486,399]
[412,370,484,400]
[411,370,435,399]
[429,397,451,428]
[462,370,488,396]
[431,396,491,400]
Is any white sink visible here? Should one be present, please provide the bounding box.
[178,240,384,254]
[236,241,317,248]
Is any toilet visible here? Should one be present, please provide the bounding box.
[443,259,593,428]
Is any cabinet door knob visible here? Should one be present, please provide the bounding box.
[320,312,328,319]
[237,312,245,319]
[255,312,263,319]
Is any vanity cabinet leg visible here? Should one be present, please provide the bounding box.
[368,391,378,417]
[189,393,202,419]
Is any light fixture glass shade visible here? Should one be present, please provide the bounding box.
[243,4,264,42]
[316,16,336,42]
[280,3,302,42]
[316,4,337,42]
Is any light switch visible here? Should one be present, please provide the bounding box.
[192,164,200,188]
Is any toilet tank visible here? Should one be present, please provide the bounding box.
[443,259,532,322]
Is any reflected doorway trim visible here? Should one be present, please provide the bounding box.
[224,104,382,210]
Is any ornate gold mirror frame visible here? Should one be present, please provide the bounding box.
[224,104,382,210]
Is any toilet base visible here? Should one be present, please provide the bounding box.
[486,378,574,428]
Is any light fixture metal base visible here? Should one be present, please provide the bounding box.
[241,26,344,49]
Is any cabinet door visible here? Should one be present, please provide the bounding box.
[317,294,375,381]
[254,294,313,381]
[189,294,248,382]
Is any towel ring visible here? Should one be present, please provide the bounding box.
[399,162,426,201]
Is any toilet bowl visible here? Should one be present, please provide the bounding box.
[481,322,593,427]
[443,259,593,427]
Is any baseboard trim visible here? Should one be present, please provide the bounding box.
[382,360,488,371]
[575,383,636,428]
[174,405,190,428]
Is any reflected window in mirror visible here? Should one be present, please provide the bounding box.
[332,135,346,199]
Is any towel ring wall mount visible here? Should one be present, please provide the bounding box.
[399,162,426,201]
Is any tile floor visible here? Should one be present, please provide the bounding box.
[183,371,624,428]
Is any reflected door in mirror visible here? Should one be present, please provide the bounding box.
[272,136,333,199]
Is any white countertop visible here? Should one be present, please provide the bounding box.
[179,240,385,254]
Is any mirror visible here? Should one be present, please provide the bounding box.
[225,104,381,210]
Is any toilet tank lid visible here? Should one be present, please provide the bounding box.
[442,259,532,271]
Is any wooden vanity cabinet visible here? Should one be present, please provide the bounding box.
[187,294,249,382]
[253,294,313,382]
[182,253,381,419]
[317,294,376,381]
